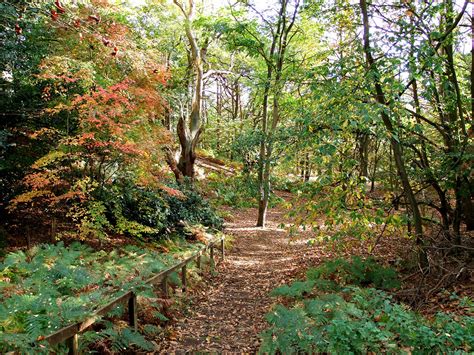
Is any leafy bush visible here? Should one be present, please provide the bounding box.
[165,182,223,231]
[262,287,474,354]
[80,181,223,240]
[261,258,473,354]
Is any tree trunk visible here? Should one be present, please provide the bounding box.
[256,0,299,227]
[360,0,427,267]
[256,64,272,227]
[471,2,474,127]
[173,0,205,180]
[441,0,470,240]
[358,132,369,178]
[216,81,222,151]
[304,152,311,182]
[370,138,380,192]
[164,147,183,183]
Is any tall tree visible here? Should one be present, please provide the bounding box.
[250,0,300,227]
[172,0,206,179]
[359,0,427,266]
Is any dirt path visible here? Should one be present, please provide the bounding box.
[156,206,313,353]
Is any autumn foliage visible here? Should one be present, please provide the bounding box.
[5,0,178,241]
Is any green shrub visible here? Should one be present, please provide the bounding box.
[307,256,400,290]
[165,182,223,231]
[261,259,473,354]
[96,181,223,240]
[262,287,473,354]
[272,256,400,300]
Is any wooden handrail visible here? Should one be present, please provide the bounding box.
[42,236,225,353]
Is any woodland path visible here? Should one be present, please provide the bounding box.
[156,203,316,353]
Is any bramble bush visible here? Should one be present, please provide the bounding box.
[261,257,473,354]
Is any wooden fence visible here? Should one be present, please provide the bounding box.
[42,237,225,354]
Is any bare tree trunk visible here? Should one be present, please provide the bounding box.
[173,0,205,180]
[216,81,222,151]
[257,0,299,227]
[304,152,311,182]
[358,132,369,178]
[408,13,452,233]
[441,0,471,240]
[164,147,183,183]
[163,106,171,131]
[461,3,474,231]
[257,65,272,226]
[370,138,380,192]
[471,3,474,127]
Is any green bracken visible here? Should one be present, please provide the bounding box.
[0,241,201,353]
[261,258,473,354]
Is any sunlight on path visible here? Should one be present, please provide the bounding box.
[225,226,287,232]
[156,207,312,353]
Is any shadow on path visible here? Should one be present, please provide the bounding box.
[156,207,313,353]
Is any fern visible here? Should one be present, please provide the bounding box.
[120,328,154,351]
[260,305,314,354]
[262,259,473,354]
[81,327,154,352]
[0,240,196,352]
[0,332,49,354]
[152,311,169,322]
[3,250,27,268]
[270,280,316,298]
[306,256,400,290]
[143,324,161,335]
[25,314,51,340]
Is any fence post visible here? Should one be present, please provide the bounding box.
[162,276,169,298]
[181,265,187,292]
[197,253,201,269]
[210,246,214,269]
[220,238,225,260]
[128,293,138,331]
[66,334,78,355]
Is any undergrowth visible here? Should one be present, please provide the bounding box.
[206,173,284,209]
[91,181,223,240]
[0,240,207,353]
[261,257,473,354]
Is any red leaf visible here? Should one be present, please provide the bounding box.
[55,0,65,13]
[50,9,59,21]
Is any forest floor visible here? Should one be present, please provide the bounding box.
[156,202,316,353]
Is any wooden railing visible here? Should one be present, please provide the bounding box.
[42,237,225,354]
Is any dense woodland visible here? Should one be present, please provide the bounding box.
[0,0,473,352]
